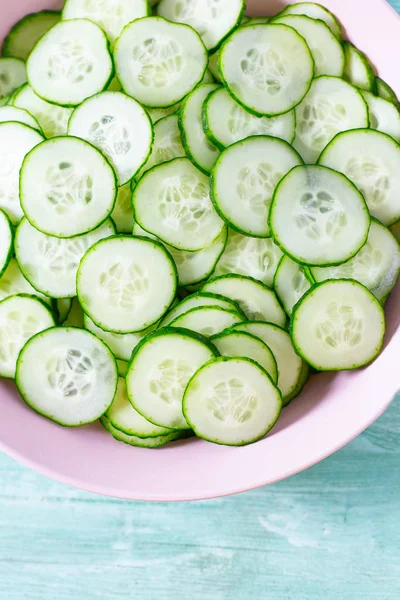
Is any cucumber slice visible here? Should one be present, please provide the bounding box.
[0,106,42,132]
[157,0,244,52]
[20,136,117,238]
[0,258,51,307]
[208,51,221,82]
[136,114,185,180]
[106,377,173,438]
[0,122,43,225]
[27,19,113,107]
[361,91,400,143]
[291,280,385,370]
[0,58,27,102]
[101,415,183,447]
[243,18,270,26]
[84,314,157,362]
[77,236,177,333]
[310,219,400,302]
[273,15,344,77]
[203,88,295,150]
[233,321,304,405]
[160,292,244,326]
[111,182,134,233]
[211,135,303,237]
[62,0,148,46]
[133,157,224,252]
[213,229,283,287]
[133,222,227,287]
[211,331,278,384]
[179,83,220,174]
[343,42,375,92]
[63,297,84,328]
[0,294,56,378]
[0,210,13,279]
[68,91,153,186]
[219,24,314,117]
[12,84,73,138]
[114,17,207,108]
[56,298,72,324]
[16,326,118,426]
[169,305,244,336]
[270,165,370,266]
[2,11,60,60]
[126,327,217,429]
[273,255,311,316]
[202,274,286,326]
[293,76,369,163]
[0,97,10,107]
[147,102,181,124]
[376,77,399,108]
[15,218,115,298]
[183,356,281,446]
[273,2,342,38]
[318,129,400,226]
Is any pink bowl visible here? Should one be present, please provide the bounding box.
[1,0,400,501]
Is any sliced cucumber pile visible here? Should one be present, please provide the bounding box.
[0,1,398,448]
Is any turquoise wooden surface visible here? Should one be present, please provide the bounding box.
[1,4,400,598]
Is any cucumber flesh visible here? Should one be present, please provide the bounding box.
[20,136,117,238]
[270,165,370,266]
[77,236,177,334]
[84,314,158,362]
[203,87,295,150]
[62,0,148,46]
[16,327,118,426]
[161,291,244,326]
[0,122,44,225]
[272,14,344,77]
[101,415,183,447]
[319,128,400,226]
[0,294,56,378]
[111,182,134,233]
[56,298,72,324]
[343,42,375,92]
[126,328,217,430]
[114,17,207,108]
[15,218,115,298]
[202,274,287,326]
[0,258,51,307]
[291,280,385,371]
[136,114,185,180]
[183,357,282,446]
[376,77,399,108]
[310,219,400,302]
[157,0,244,52]
[211,135,302,237]
[68,91,153,186]
[293,76,369,163]
[133,157,224,252]
[0,58,27,101]
[12,84,73,138]
[214,229,283,287]
[63,297,84,328]
[169,305,244,337]
[134,222,227,287]
[361,90,400,143]
[219,24,314,117]
[179,83,220,174]
[211,331,278,383]
[273,2,342,38]
[27,20,113,106]
[233,321,304,405]
[0,106,42,132]
[274,256,311,316]
[106,377,173,438]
